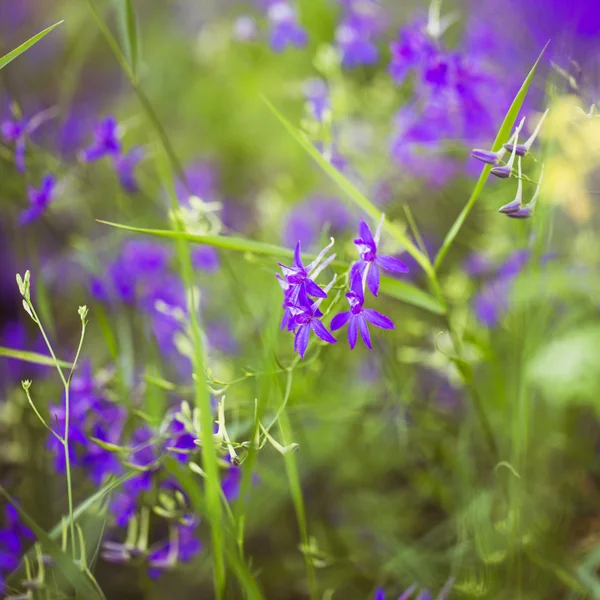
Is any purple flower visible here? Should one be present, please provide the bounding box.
[2,117,27,172]
[290,300,337,358]
[166,417,198,462]
[82,116,121,162]
[114,146,143,193]
[331,272,394,349]
[336,0,384,67]
[19,174,56,225]
[191,246,220,272]
[147,518,202,578]
[267,2,308,52]
[304,78,330,123]
[350,219,409,297]
[0,502,35,588]
[388,20,436,84]
[283,196,352,249]
[175,160,219,206]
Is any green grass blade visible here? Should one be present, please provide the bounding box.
[379,276,445,315]
[434,41,550,271]
[261,97,431,274]
[0,21,64,71]
[97,219,444,314]
[0,488,105,600]
[0,346,73,369]
[116,0,139,80]
[156,145,226,598]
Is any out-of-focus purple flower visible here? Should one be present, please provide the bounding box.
[266,1,307,52]
[0,502,35,589]
[232,15,259,42]
[2,117,27,172]
[331,271,394,349]
[191,246,220,272]
[19,174,56,225]
[304,78,330,123]
[114,146,144,193]
[335,0,384,68]
[388,19,436,84]
[147,517,202,578]
[350,219,409,297]
[221,465,242,501]
[0,322,46,389]
[206,321,239,355]
[82,116,121,162]
[166,417,198,462]
[282,196,352,249]
[175,160,219,206]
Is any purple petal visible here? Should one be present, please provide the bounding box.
[15,136,26,172]
[374,589,386,600]
[293,241,303,269]
[358,220,375,247]
[304,278,327,299]
[357,315,372,349]
[330,311,351,331]
[366,262,380,296]
[363,308,395,330]
[19,205,44,225]
[376,254,409,273]
[294,324,310,358]
[310,319,337,344]
[347,317,358,349]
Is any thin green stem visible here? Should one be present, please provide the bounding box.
[23,386,63,443]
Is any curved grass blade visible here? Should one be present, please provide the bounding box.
[0,488,105,600]
[261,96,431,274]
[0,346,72,369]
[0,21,64,71]
[97,219,444,314]
[434,41,550,272]
[116,0,140,80]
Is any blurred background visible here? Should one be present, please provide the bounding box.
[2,0,600,598]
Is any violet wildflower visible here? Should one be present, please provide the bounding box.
[2,117,27,172]
[388,19,436,84]
[350,217,409,297]
[0,504,34,590]
[191,246,220,272]
[19,174,56,225]
[303,78,330,123]
[336,0,384,68]
[504,108,549,156]
[82,115,121,162]
[331,271,394,349]
[490,117,525,178]
[147,517,202,579]
[266,2,308,52]
[289,298,337,358]
[114,146,143,193]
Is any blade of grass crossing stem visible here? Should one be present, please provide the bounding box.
[0,346,73,369]
[434,41,550,272]
[116,0,139,80]
[278,405,318,600]
[97,220,445,315]
[261,97,431,274]
[0,488,105,600]
[156,144,225,598]
[0,21,63,71]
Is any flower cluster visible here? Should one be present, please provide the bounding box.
[81,115,144,194]
[264,1,307,52]
[335,0,384,68]
[472,109,548,219]
[331,218,404,348]
[277,240,338,358]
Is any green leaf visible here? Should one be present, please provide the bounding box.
[116,0,139,79]
[261,96,431,274]
[0,21,64,71]
[434,41,550,271]
[0,488,105,600]
[0,346,72,369]
[97,219,444,314]
[379,276,445,315]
